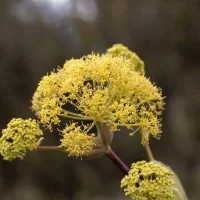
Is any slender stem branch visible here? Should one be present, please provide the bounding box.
[105,147,130,175]
[92,80,96,91]
[34,145,64,151]
[67,100,80,109]
[110,123,142,127]
[85,122,95,134]
[59,113,93,121]
[144,143,155,161]
[63,109,90,119]
[135,97,158,107]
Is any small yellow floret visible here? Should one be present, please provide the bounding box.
[61,123,95,157]
[106,44,145,74]
[121,161,175,200]
[0,118,43,161]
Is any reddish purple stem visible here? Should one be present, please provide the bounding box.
[106,148,130,175]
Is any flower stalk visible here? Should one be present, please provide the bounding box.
[34,145,64,151]
[144,143,155,161]
[105,146,130,175]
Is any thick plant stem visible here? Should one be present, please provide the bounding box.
[144,143,155,161]
[105,147,130,175]
[34,146,64,151]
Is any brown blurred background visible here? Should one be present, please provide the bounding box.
[0,0,200,199]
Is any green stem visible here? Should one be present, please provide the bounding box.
[144,143,155,161]
[59,113,93,121]
[63,110,86,118]
[67,100,80,108]
[114,123,142,127]
[95,122,110,146]
[34,145,64,151]
[85,122,95,134]
[136,97,158,107]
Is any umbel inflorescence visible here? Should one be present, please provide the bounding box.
[0,44,185,200]
[0,118,43,161]
[121,161,175,200]
[32,47,164,146]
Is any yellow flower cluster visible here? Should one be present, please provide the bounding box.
[106,44,145,75]
[60,123,96,157]
[32,46,164,144]
[31,71,66,130]
[121,161,175,200]
[0,118,43,161]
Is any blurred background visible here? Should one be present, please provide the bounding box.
[0,0,200,199]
